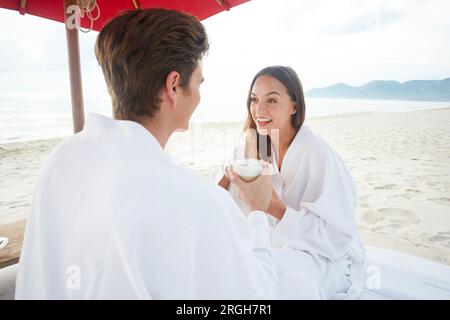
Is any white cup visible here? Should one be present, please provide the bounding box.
[227,159,263,182]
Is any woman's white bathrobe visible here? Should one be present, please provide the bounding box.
[228,125,367,299]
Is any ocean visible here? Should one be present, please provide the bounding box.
[1,95,449,144]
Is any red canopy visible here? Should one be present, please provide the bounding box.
[0,0,249,31]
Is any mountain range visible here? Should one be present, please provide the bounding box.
[306,78,450,101]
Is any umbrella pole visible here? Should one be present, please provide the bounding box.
[64,0,85,134]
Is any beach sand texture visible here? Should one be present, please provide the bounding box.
[1,108,449,265]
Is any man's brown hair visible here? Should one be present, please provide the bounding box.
[95,8,209,120]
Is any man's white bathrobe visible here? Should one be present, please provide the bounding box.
[228,125,367,299]
[15,113,277,300]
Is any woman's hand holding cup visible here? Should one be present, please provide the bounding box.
[225,160,273,212]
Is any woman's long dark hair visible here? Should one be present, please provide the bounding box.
[243,66,306,162]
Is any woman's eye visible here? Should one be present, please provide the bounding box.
[268,99,277,104]
[250,97,257,103]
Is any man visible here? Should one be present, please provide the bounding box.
[15,8,277,299]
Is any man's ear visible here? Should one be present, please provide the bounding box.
[165,71,181,106]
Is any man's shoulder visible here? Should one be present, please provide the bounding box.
[112,170,237,231]
[43,133,233,216]
[43,132,99,163]
[35,134,84,176]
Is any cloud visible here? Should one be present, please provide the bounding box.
[323,9,404,35]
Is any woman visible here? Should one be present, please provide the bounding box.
[218,66,367,299]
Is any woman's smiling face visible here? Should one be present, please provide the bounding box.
[250,75,296,135]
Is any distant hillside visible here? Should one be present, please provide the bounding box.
[306,78,450,101]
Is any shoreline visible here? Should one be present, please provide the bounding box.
[2,106,450,146]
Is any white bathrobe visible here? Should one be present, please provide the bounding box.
[15,113,277,300]
[228,125,367,299]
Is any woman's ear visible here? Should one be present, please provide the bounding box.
[291,104,297,115]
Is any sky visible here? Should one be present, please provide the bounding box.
[0,0,449,121]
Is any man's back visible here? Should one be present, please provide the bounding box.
[15,114,276,299]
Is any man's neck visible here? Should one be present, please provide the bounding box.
[134,116,174,149]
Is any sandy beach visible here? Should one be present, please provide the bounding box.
[1,108,449,265]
